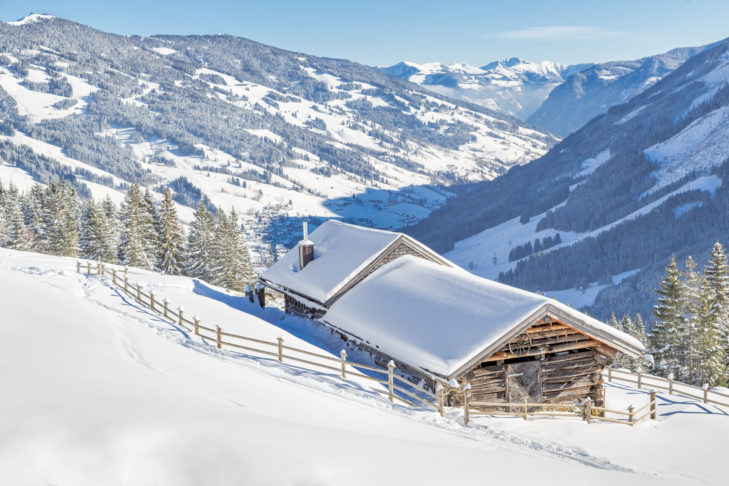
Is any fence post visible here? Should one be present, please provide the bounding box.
[637,371,642,389]
[178,308,185,328]
[99,263,104,276]
[277,337,284,363]
[463,383,471,425]
[149,291,155,310]
[76,261,81,273]
[522,397,528,421]
[87,262,91,274]
[387,360,395,403]
[650,390,657,420]
[340,349,347,379]
[136,284,141,302]
[436,383,444,417]
[194,316,199,335]
[628,405,635,425]
[703,384,709,403]
[216,326,222,349]
[124,275,129,293]
[584,398,592,424]
[668,373,674,395]
[607,367,612,382]
[163,299,169,318]
[112,268,117,286]
[124,266,128,279]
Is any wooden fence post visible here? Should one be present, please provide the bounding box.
[124,275,129,293]
[149,292,155,310]
[628,405,635,425]
[650,390,657,420]
[136,284,142,302]
[584,398,592,424]
[637,371,642,389]
[607,367,612,382]
[112,268,117,285]
[340,349,347,379]
[99,263,104,276]
[124,266,128,278]
[194,317,199,335]
[668,373,674,395]
[463,383,471,425]
[522,397,528,420]
[87,262,91,274]
[436,383,444,417]
[163,299,169,318]
[703,384,709,403]
[387,360,395,403]
[216,326,222,349]
[178,307,184,328]
[76,261,81,273]
[277,337,284,363]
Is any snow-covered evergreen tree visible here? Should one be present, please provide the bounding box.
[703,242,729,383]
[142,188,162,267]
[101,195,119,260]
[650,256,685,378]
[23,184,46,252]
[696,273,727,387]
[80,199,116,262]
[4,186,30,251]
[118,183,153,269]
[681,256,703,383]
[44,182,79,257]
[210,208,256,291]
[157,188,185,275]
[185,201,216,280]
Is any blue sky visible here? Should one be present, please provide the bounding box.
[2,1,728,66]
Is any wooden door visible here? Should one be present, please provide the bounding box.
[507,361,541,406]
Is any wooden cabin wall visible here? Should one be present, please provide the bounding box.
[461,320,615,407]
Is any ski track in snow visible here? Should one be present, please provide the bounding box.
[48,266,643,475]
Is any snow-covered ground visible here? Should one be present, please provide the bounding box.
[0,248,726,485]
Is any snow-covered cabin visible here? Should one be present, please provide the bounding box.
[259,220,452,317]
[261,220,644,407]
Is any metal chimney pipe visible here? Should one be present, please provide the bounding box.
[299,220,314,269]
[303,221,308,240]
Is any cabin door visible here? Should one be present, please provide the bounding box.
[507,361,541,405]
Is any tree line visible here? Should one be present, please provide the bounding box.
[0,179,256,292]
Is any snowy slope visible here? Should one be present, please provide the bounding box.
[0,15,555,267]
[1,248,728,485]
[407,38,729,320]
[382,58,588,120]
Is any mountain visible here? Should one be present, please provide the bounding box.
[405,37,729,321]
[0,15,555,265]
[528,46,708,136]
[381,58,589,120]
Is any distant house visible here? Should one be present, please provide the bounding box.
[260,220,644,407]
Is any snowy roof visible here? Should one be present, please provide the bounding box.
[323,256,644,379]
[260,220,448,305]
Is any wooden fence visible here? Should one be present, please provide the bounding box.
[77,261,445,414]
[604,367,729,407]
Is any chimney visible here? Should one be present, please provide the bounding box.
[298,221,314,269]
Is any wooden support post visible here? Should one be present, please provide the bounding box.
[628,405,635,425]
[163,299,169,318]
[76,261,81,273]
[387,360,395,403]
[87,262,91,274]
[649,390,657,420]
[277,337,284,363]
[703,384,709,403]
[436,383,444,418]
[668,377,673,395]
[216,326,222,349]
[124,275,129,293]
[178,308,184,328]
[124,266,128,278]
[194,317,200,335]
[149,292,155,310]
[136,284,141,302]
[463,383,471,425]
[112,268,117,285]
[584,398,592,424]
[340,349,347,379]
[100,263,104,276]
[607,367,612,382]
[522,397,528,421]
[637,372,642,389]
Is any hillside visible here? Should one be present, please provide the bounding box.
[2,247,728,485]
[381,58,589,120]
[405,38,729,320]
[528,45,707,136]
[0,15,555,264]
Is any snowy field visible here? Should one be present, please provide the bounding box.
[0,248,727,485]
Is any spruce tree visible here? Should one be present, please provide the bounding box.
[80,200,116,262]
[697,274,727,387]
[118,183,153,269]
[185,201,216,280]
[682,256,702,383]
[703,242,729,383]
[142,188,162,267]
[4,188,30,251]
[157,188,185,275]
[650,256,685,378]
[211,208,256,291]
[24,184,47,252]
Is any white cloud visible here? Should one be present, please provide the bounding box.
[488,26,625,41]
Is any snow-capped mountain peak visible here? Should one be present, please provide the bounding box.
[5,13,56,26]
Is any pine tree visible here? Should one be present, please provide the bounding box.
[80,200,116,262]
[210,208,256,291]
[4,187,30,251]
[157,188,185,275]
[142,188,162,268]
[44,182,79,257]
[650,256,685,378]
[100,195,119,262]
[0,181,7,246]
[118,183,153,269]
[696,274,727,387]
[682,256,702,383]
[703,242,729,384]
[185,201,216,280]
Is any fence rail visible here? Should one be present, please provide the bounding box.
[78,261,443,413]
[604,367,729,408]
